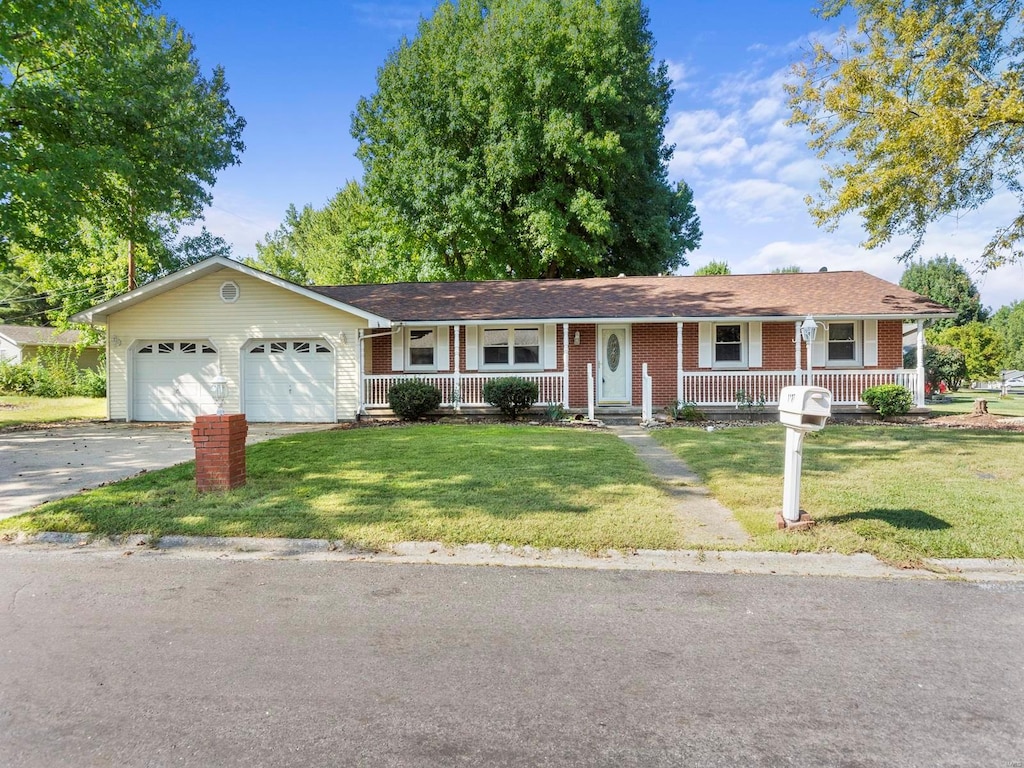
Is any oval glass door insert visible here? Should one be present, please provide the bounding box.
[607,333,621,371]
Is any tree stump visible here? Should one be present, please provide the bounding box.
[972,398,989,416]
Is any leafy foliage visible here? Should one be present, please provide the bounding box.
[905,344,968,393]
[350,0,700,281]
[483,377,539,420]
[788,0,1024,269]
[387,379,443,420]
[860,384,913,419]
[770,266,803,274]
[0,0,244,316]
[930,323,1007,382]
[0,349,105,398]
[693,260,731,276]
[899,256,987,330]
[989,301,1024,371]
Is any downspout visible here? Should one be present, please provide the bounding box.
[562,323,570,409]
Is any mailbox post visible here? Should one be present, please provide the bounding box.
[777,385,832,528]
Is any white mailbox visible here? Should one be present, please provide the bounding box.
[778,385,832,432]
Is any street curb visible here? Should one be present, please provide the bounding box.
[2,532,1022,582]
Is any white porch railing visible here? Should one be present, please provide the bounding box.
[679,369,921,407]
[363,372,566,409]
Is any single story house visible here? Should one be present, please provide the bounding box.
[72,256,953,422]
[0,324,104,369]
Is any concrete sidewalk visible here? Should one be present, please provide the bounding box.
[609,424,751,546]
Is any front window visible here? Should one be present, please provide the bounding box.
[407,328,436,368]
[827,322,857,363]
[482,327,541,367]
[714,324,743,364]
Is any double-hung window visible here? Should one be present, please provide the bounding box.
[407,328,436,369]
[826,322,859,365]
[481,328,541,368]
[714,323,745,366]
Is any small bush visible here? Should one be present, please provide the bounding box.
[388,379,442,420]
[0,360,34,394]
[483,377,538,420]
[667,399,705,422]
[75,367,107,398]
[861,384,914,420]
[544,401,566,422]
[905,345,967,393]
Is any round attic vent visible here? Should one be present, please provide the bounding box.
[220,281,240,303]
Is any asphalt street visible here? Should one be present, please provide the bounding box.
[1,550,1022,767]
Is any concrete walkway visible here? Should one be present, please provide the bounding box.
[609,424,751,546]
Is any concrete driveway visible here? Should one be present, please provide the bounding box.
[0,422,332,520]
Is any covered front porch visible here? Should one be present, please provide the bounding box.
[361,368,923,412]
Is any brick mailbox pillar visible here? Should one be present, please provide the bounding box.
[191,414,248,492]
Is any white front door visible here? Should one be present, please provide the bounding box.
[598,326,630,404]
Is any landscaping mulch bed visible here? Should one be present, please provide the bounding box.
[923,413,1024,432]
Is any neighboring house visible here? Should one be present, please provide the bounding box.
[72,256,953,423]
[972,371,1024,393]
[0,325,103,370]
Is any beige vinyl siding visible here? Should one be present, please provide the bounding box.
[106,268,366,421]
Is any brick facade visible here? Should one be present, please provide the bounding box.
[365,319,909,407]
[191,414,248,491]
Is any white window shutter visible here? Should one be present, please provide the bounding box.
[748,322,762,368]
[465,326,479,370]
[437,326,450,371]
[543,324,557,370]
[698,322,712,368]
[391,329,405,371]
[863,320,878,367]
[812,331,827,367]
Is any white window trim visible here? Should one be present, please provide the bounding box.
[712,322,747,369]
[478,326,544,371]
[825,320,861,367]
[405,327,438,371]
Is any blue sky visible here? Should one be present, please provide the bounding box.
[160,0,1023,310]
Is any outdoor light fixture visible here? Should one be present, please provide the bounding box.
[211,375,228,415]
[574,331,581,346]
[800,315,822,386]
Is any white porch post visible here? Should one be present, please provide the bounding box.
[356,329,365,416]
[676,321,683,403]
[562,323,570,409]
[587,363,595,421]
[454,324,461,412]
[794,320,803,386]
[915,319,926,407]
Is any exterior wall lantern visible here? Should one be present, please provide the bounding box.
[211,375,228,415]
[801,314,819,386]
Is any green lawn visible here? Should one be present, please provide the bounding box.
[654,424,1024,564]
[2,425,685,552]
[0,395,106,428]
[925,391,1024,417]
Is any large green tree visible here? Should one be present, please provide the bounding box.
[989,301,1024,370]
[788,0,1024,269]
[930,322,1006,382]
[899,255,987,330]
[250,182,437,285]
[0,0,245,282]
[351,0,700,280]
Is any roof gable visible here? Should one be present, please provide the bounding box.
[71,256,391,326]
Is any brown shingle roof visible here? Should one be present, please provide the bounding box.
[0,324,99,347]
[311,271,953,322]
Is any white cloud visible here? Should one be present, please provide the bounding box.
[664,59,691,91]
[701,179,805,224]
[747,97,782,125]
[350,2,430,31]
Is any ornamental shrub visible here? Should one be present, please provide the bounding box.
[861,384,914,420]
[483,377,538,420]
[387,379,442,420]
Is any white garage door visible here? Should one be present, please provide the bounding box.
[243,340,335,422]
[132,342,219,421]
